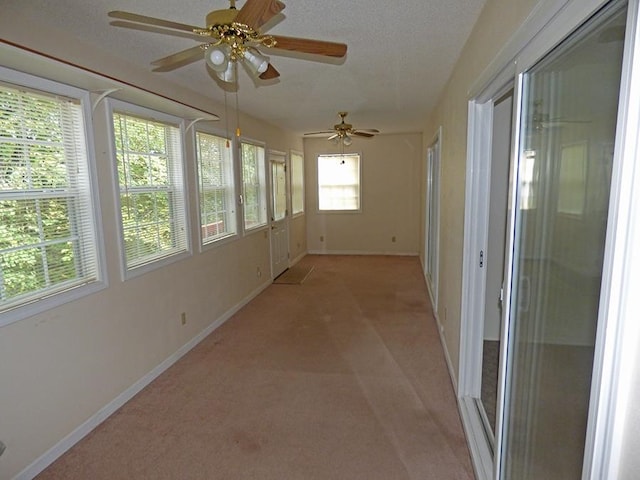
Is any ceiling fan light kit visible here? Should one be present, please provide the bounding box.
[335,135,352,146]
[198,16,276,82]
[108,0,348,86]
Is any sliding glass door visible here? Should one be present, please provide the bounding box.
[500,2,627,479]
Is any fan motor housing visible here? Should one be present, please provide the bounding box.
[206,9,238,28]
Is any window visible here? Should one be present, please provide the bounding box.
[557,143,587,215]
[291,150,304,215]
[0,76,102,322]
[240,141,267,230]
[111,105,189,274]
[195,131,236,245]
[317,154,361,211]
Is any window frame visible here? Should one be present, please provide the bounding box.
[239,138,268,232]
[0,66,106,326]
[107,99,191,280]
[317,153,362,213]
[193,127,238,248]
[290,150,305,217]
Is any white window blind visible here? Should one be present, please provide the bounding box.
[317,154,361,211]
[112,110,188,270]
[0,81,100,314]
[291,151,305,215]
[195,131,236,244]
[240,141,267,230]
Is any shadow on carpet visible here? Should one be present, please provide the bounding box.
[273,265,314,284]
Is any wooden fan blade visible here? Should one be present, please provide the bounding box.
[108,11,201,33]
[270,35,347,57]
[259,63,280,80]
[109,21,208,42]
[303,131,336,136]
[352,131,375,138]
[357,129,380,133]
[235,0,285,31]
[151,45,205,72]
[327,134,339,141]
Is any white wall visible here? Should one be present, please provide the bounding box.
[421,0,539,383]
[0,11,305,480]
[304,134,422,255]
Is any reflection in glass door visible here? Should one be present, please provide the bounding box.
[501,3,627,479]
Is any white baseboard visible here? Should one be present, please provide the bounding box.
[431,302,458,395]
[289,250,307,266]
[307,250,419,256]
[15,280,272,480]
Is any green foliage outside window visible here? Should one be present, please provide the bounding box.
[112,112,185,268]
[196,132,234,242]
[241,142,265,229]
[1,86,88,303]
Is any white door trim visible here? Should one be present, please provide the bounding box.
[586,1,640,477]
[424,127,442,310]
[460,1,624,479]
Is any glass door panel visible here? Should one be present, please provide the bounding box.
[501,3,627,479]
[272,160,286,221]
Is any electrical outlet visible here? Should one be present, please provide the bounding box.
[181,312,186,326]
[256,266,262,278]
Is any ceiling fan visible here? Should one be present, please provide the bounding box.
[108,0,347,84]
[304,112,380,145]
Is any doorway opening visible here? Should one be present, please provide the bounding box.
[424,127,441,309]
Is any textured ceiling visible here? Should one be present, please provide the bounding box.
[2,0,487,136]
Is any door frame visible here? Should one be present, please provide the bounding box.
[459,0,640,479]
[424,127,442,310]
[459,78,517,480]
[268,149,289,279]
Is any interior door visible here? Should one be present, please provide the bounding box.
[270,152,289,278]
[500,3,627,479]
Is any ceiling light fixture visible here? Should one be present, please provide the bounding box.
[197,2,276,84]
[329,132,353,146]
[304,112,380,144]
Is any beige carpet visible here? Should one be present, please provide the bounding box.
[37,255,473,480]
[273,264,314,284]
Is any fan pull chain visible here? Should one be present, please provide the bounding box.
[235,62,241,137]
[224,89,231,148]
